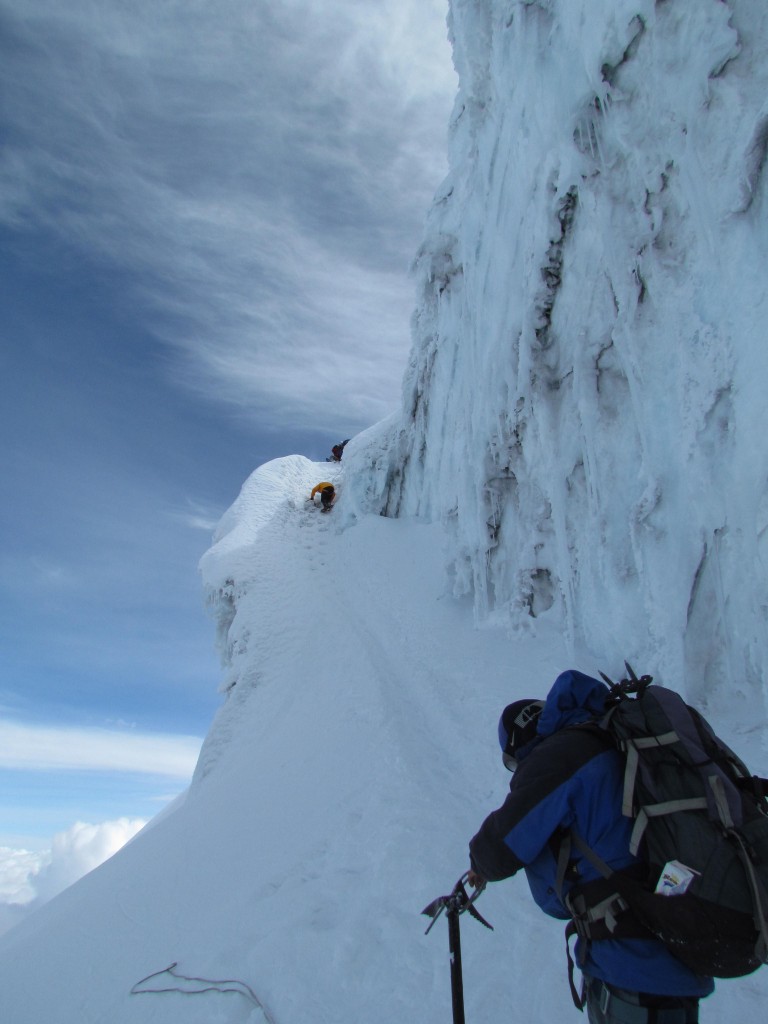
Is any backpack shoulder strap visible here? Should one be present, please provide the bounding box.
[556,828,648,1010]
[554,829,635,933]
[567,828,615,882]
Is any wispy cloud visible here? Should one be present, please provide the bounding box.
[0,720,201,778]
[166,498,225,533]
[0,0,455,433]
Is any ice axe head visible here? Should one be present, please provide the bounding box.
[421,872,493,934]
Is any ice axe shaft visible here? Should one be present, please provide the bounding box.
[422,873,493,1024]
[447,899,466,1024]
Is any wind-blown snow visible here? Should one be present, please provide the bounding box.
[1,2,768,1022]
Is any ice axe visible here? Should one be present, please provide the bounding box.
[422,872,493,1024]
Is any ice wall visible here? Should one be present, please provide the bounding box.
[344,0,768,706]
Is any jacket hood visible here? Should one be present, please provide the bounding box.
[536,670,610,740]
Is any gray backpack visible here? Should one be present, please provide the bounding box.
[559,666,768,983]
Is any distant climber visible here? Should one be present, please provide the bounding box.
[309,482,336,512]
[327,439,350,462]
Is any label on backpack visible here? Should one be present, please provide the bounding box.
[655,859,699,896]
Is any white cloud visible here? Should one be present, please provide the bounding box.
[0,847,39,904]
[33,818,147,903]
[0,721,201,778]
[0,818,146,937]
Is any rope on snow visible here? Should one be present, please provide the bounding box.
[130,961,277,1022]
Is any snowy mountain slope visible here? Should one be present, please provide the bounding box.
[0,456,582,1023]
[346,0,768,710]
[1,455,765,1022]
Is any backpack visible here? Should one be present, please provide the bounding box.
[559,665,768,985]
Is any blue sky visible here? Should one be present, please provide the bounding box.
[0,0,454,860]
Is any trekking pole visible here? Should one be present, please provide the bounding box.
[422,872,493,1024]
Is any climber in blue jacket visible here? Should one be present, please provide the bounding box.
[468,670,713,1024]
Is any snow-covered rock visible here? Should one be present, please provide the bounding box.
[345,0,768,718]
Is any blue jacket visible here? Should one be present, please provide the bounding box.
[469,670,714,997]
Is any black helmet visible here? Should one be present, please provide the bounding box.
[498,699,545,770]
